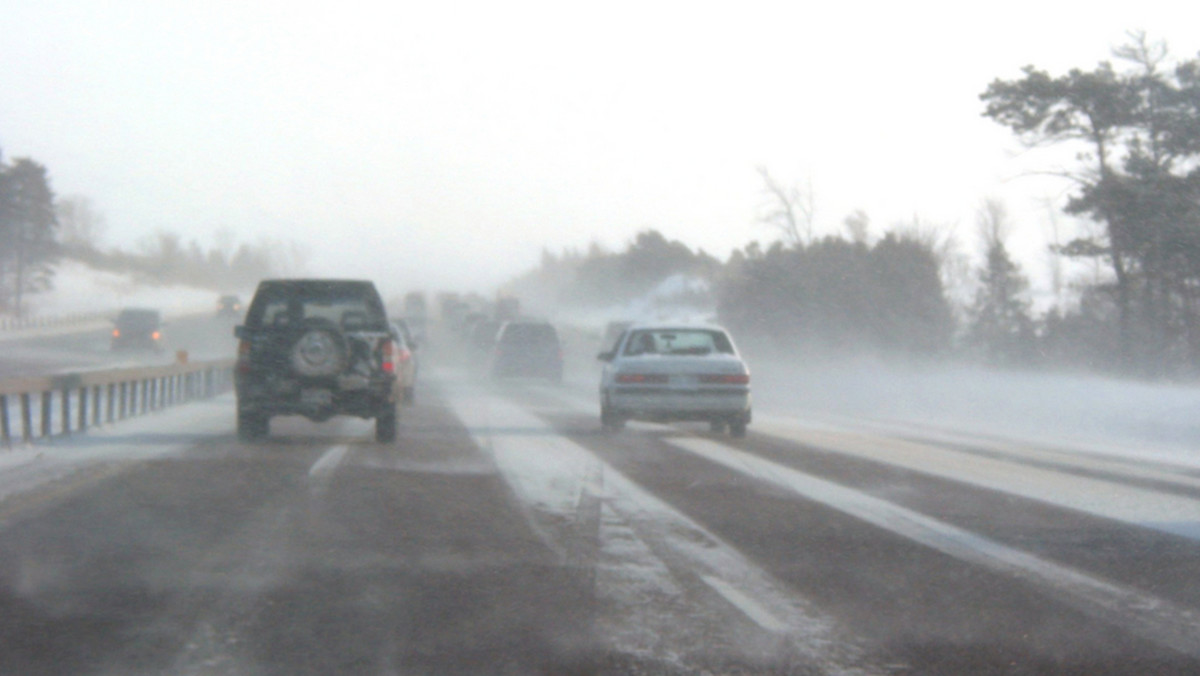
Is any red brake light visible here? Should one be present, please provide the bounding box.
[112,329,120,338]
[700,374,750,385]
[151,331,161,340]
[380,339,396,374]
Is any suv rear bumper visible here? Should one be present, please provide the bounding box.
[236,375,396,420]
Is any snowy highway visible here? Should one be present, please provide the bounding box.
[1,323,1199,674]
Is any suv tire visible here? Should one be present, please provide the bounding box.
[375,406,398,443]
[237,409,268,441]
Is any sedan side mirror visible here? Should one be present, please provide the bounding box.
[597,350,614,362]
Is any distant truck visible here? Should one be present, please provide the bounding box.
[495,295,520,322]
[403,291,427,319]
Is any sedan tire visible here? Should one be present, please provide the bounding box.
[600,399,625,431]
[729,419,747,438]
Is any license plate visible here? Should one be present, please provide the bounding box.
[301,388,332,407]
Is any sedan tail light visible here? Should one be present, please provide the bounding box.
[700,373,750,385]
[616,373,668,384]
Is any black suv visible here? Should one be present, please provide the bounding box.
[234,279,400,442]
[111,308,164,351]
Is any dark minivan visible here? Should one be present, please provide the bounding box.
[490,320,563,383]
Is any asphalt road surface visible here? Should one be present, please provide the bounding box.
[1,322,1199,674]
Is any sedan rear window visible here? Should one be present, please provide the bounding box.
[623,329,734,356]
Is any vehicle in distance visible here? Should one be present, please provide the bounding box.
[234,279,400,442]
[598,324,751,436]
[490,320,563,383]
[216,294,242,318]
[111,308,164,351]
[389,319,419,404]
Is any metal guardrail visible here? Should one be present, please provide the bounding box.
[0,358,235,447]
[0,312,112,332]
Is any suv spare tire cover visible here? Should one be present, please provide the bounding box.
[290,321,348,377]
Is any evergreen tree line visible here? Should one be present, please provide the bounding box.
[982,33,1200,375]
[508,33,1200,378]
[0,153,58,318]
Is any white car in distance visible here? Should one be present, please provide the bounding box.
[597,325,752,437]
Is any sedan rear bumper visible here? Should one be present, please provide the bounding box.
[607,387,750,420]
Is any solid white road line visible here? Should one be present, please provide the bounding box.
[307,444,351,479]
[770,412,1200,491]
[666,435,1200,660]
[755,417,1200,541]
[700,575,790,634]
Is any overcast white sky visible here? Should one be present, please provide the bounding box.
[2,1,1198,297]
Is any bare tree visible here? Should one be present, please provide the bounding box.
[843,209,871,244]
[976,198,1010,249]
[755,166,815,246]
[55,195,106,249]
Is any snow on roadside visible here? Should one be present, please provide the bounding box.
[19,259,229,319]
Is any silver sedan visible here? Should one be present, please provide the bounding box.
[597,324,752,437]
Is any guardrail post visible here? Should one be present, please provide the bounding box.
[119,382,128,419]
[41,391,52,438]
[21,393,32,442]
[1,395,10,447]
[142,379,150,414]
[107,383,116,423]
[61,388,71,436]
[92,385,101,427]
[77,386,87,433]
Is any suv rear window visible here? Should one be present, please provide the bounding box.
[246,281,387,331]
[499,323,559,346]
[115,309,161,328]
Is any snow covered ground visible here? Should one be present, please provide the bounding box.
[8,259,227,323]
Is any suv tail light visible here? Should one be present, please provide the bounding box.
[380,339,396,374]
[236,339,251,374]
[699,373,750,385]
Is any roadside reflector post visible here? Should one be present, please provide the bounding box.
[41,391,52,438]
[21,393,32,442]
[1,395,10,446]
